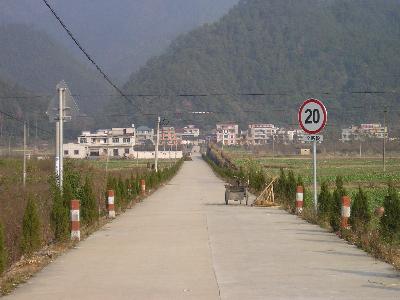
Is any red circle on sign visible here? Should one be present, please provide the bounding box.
[298,99,327,134]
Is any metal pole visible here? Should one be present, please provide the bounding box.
[59,87,64,189]
[272,134,275,158]
[313,140,318,211]
[8,135,11,157]
[23,122,27,187]
[359,140,362,158]
[55,121,60,183]
[155,116,160,172]
[383,107,387,173]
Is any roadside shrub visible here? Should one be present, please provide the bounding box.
[380,184,400,244]
[350,186,371,233]
[330,176,347,232]
[21,197,41,255]
[0,222,7,273]
[80,176,98,226]
[285,170,297,208]
[318,181,332,222]
[51,179,70,241]
[276,168,287,202]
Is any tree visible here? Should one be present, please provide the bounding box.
[350,186,371,232]
[0,221,7,274]
[318,182,332,221]
[380,184,400,244]
[285,170,297,207]
[21,197,41,255]
[330,176,347,231]
[81,176,98,226]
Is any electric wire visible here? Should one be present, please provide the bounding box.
[40,0,142,112]
[0,109,53,135]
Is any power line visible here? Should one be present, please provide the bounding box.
[40,0,142,112]
[2,89,400,100]
[0,109,53,136]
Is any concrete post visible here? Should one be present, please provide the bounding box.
[71,199,80,241]
[295,186,304,215]
[108,190,116,218]
[341,196,351,229]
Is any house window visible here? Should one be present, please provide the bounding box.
[74,150,79,155]
[64,150,69,155]
[124,148,130,154]
[113,149,119,156]
[80,138,87,144]
[112,138,119,143]
[123,138,130,143]
[91,138,96,143]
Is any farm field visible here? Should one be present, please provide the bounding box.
[226,149,400,209]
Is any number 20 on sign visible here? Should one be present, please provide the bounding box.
[298,98,328,211]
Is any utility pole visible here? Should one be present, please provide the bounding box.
[35,118,38,151]
[23,122,27,187]
[55,121,60,184]
[58,87,64,189]
[383,106,387,173]
[155,116,160,172]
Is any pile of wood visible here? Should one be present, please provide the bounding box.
[253,177,278,207]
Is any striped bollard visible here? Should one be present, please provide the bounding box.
[140,179,146,195]
[341,196,351,229]
[108,190,116,218]
[71,199,80,241]
[295,186,304,215]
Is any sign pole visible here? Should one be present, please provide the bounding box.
[313,140,317,211]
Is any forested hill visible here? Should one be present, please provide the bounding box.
[0,77,49,138]
[0,24,112,113]
[120,0,400,130]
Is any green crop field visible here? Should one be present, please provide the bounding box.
[88,159,177,171]
[227,149,400,209]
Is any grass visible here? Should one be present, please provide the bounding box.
[88,159,178,170]
[229,151,400,209]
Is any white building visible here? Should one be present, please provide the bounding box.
[66,127,136,158]
[216,123,239,145]
[341,123,388,142]
[136,126,154,145]
[247,124,278,145]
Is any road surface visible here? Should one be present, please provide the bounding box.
[5,154,400,299]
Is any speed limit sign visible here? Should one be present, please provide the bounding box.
[298,99,327,134]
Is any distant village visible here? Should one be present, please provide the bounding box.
[63,122,389,159]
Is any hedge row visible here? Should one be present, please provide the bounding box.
[0,158,184,275]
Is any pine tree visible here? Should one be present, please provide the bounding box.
[350,186,371,232]
[318,182,332,221]
[81,176,98,226]
[21,197,41,255]
[330,176,347,231]
[285,170,297,207]
[380,184,400,244]
[0,221,7,274]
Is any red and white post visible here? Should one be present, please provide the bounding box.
[108,190,116,218]
[295,186,304,215]
[140,179,146,195]
[71,199,80,241]
[341,196,351,229]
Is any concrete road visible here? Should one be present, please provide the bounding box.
[5,155,400,299]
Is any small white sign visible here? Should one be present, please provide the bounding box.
[303,135,324,142]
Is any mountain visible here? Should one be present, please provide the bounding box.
[120,0,400,131]
[0,0,239,82]
[0,77,50,139]
[0,24,112,113]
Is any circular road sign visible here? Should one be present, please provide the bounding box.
[298,99,327,134]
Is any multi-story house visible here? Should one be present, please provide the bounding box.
[160,126,179,146]
[64,127,136,158]
[246,124,278,145]
[136,126,154,145]
[216,123,239,146]
[180,125,201,145]
[341,123,388,142]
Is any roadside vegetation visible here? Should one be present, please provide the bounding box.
[204,144,400,270]
[0,157,183,294]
